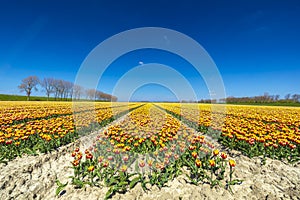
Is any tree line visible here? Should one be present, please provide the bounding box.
[196,92,300,104]
[18,76,117,101]
[222,92,300,104]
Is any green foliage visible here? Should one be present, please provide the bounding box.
[55,180,68,196]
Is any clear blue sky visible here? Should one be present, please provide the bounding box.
[0,0,299,101]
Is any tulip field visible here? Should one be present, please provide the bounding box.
[68,103,242,199]
[157,103,300,163]
[1,101,300,199]
[0,101,140,162]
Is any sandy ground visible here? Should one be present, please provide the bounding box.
[1,116,299,200]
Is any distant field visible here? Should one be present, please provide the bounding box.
[1,94,300,107]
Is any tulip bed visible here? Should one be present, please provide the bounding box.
[157,103,300,164]
[2,101,298,198]
[67,104,240,199]
[0,102,140,163]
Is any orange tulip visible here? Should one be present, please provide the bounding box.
[191,151,197,158]
[229,159,236,167]
[87,165,95,172]
[121,165,127,172]
[195,159,202,167]
[209,160,216,167]
[213,149,219,156]
[221,152,227,159]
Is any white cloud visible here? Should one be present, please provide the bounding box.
[138,61,144,65]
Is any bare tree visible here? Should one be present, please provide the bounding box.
[51,79,68,100]
[100,92,110,101]
[292,94,300,102]
[95,91,105,100]
[52,79,60,100]
[111,95,118,102]
[67,81,74,99]
[73,85,84,100]
[86,89,96,100]
[40,78,55,100]
[62,81,73,100]
[18,76,39,101]
[57,80,66,99]
[19,75,117,102]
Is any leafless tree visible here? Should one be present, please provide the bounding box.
[18,76,39,101]
[111,96,118,102]
[40,77,55,100]
[52,79,60,100]
[95,91,104,100]
[57,80,65,99]
[292,94,300,102]
[86,89,96,100]
[18,75,117,102]
[84,89,118,102]
[63,81,73,100]
[73,85,84,100]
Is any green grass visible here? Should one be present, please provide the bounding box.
[0,94,112,102]
[0,94,72,101]
[225,102,300,107]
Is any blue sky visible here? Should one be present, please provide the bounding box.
[0,0,299,101]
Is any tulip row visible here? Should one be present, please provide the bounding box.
[157,103,300,163]
[0,102,140,162]
[0,101,136,126]
[67,104,240,199]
